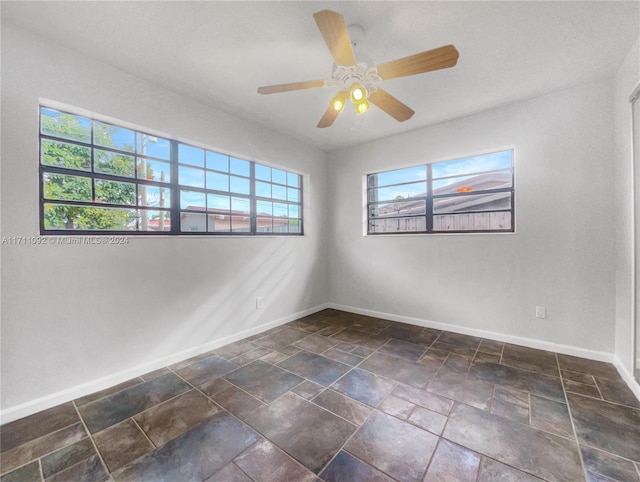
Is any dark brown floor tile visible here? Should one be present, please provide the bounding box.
[443,403,585,482]
[562,369,597,386]
[378,339,426,362]
[580,445,640,482]
[230,347,272,366]
[291,380,325,400]
[46,454,108,482]
[0,422,86,475]
[224,360,303,403]
[319,451,394,482]
[169,351,217,371]
[437,332,482,350]
[501,344,560,377]
[557,355,619,380]
[0,460,41,482]
[78,373,191,434]
[315,325,344,337]
[175,355,238,386]
[210,385,266,422]
[321,347,363,366]
[345,316,391,335]
[345,411,438,482]
[287,318,330,333]
[41,438,95,479]
[312,389,373,425]
[530,395,574,438]
[424,438,480,482]
[93,419,154,473]
[490,387,529,425]
[277,351,350,387]
[427,370,494,410]
[112,411,259,481]
[474,352,501,364]
[254,327,309,350]
[418,348,449,368]
[198,377,234,397]
[431,341,478,357]
[216,340,260,359]
[442,354,472,373]
[335,342,357,352]
[470,359,565,402]
[205,462,251,482]
[360,352,436,389]
[134,389,220,446]
[75,378,144,406]
[1,403,79,453]
[233,438,316,481]
[595,377,640,408]
[350,346,375,357]
[568,393,640,462]
[564,379,602,398]
[331,368,396,408]
[379,325,439,346]
[277,345,302,356]
[140,368,172,381]
[246,393,357,473]
[330,329,388,350]
[378,395,415,420]
[477,457,543,481]
[259,351,289,364]
[293,334,338,354]
[478,339,504,356]
[408,406,447,435]
[392,384,454,415]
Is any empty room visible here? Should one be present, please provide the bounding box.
[1,1,640,481]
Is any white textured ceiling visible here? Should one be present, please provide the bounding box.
[2,1,639,151]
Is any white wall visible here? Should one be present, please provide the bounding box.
[0,22,329,413]
[613,36,640,378]
[327,79,616,354]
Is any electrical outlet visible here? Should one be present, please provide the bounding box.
[535,306,546,319]
[256,297,264,310]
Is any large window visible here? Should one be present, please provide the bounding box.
[39,107,303,235]
[367,150,514,234]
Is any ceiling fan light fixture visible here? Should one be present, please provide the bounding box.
[355,100,371,115]
[329,90,349,112]
[350,83,368,104]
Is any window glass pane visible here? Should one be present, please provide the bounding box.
[95,179,136,205]
[180,213,206,232]
[230,175,250,194]
[208,213,230,232]
[40,108,91,143]
[273,202,288,217]
[93,121,135,152]
[287,188,300,202]
[374,165,427,187]
[289,205,299,218]
[139,185,170,208]
[370,200,426,218]
[272,184,287,200]
[137,158,171,183]
[369,217,427,233]
[231,197,250,215]
[43,173,91,201]
[207,171,229,192]
[41,139,91,171]
[178,143,205,167]
[433,192,512,214]
[434,212,512,231]
[433,170,513,194]
[180,190,206,209]
[256,181,271,198]
[257,217,273,233]
[273,217,288,233]
[257,200,272,215]
[256,164,271,181]
[43,204,136,231]
[287,172,299,187]
[432,150,513,179]
[94,150,135,178]
[207,193,230,212]
[231,215,251,232]
[179,166,205,188]
[206,151,228,172]
[230,158,250,177]
[288,219,301,233]
[272,169,287,185]
[370,182,426,203]
[136,134,170,160]
[140,210,171,232]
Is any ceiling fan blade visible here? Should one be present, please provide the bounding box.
[369,88,415,122]
[376,45,459,80]
[257,80,326,95]
[313,10,357,67]
[317,106,340,128]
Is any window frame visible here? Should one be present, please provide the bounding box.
[38,106,304,236]
[366,149,515,235]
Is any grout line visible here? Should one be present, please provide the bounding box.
[37,458,44,482]
[130,417,157,450]
[71,401,111,479]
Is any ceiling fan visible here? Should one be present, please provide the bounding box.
[257,9,459,128]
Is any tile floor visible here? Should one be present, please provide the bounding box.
[2,309,640,482]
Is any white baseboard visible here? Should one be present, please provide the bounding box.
[0,303,329,425]
[613,355,640,401]
[327,302,614,363]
